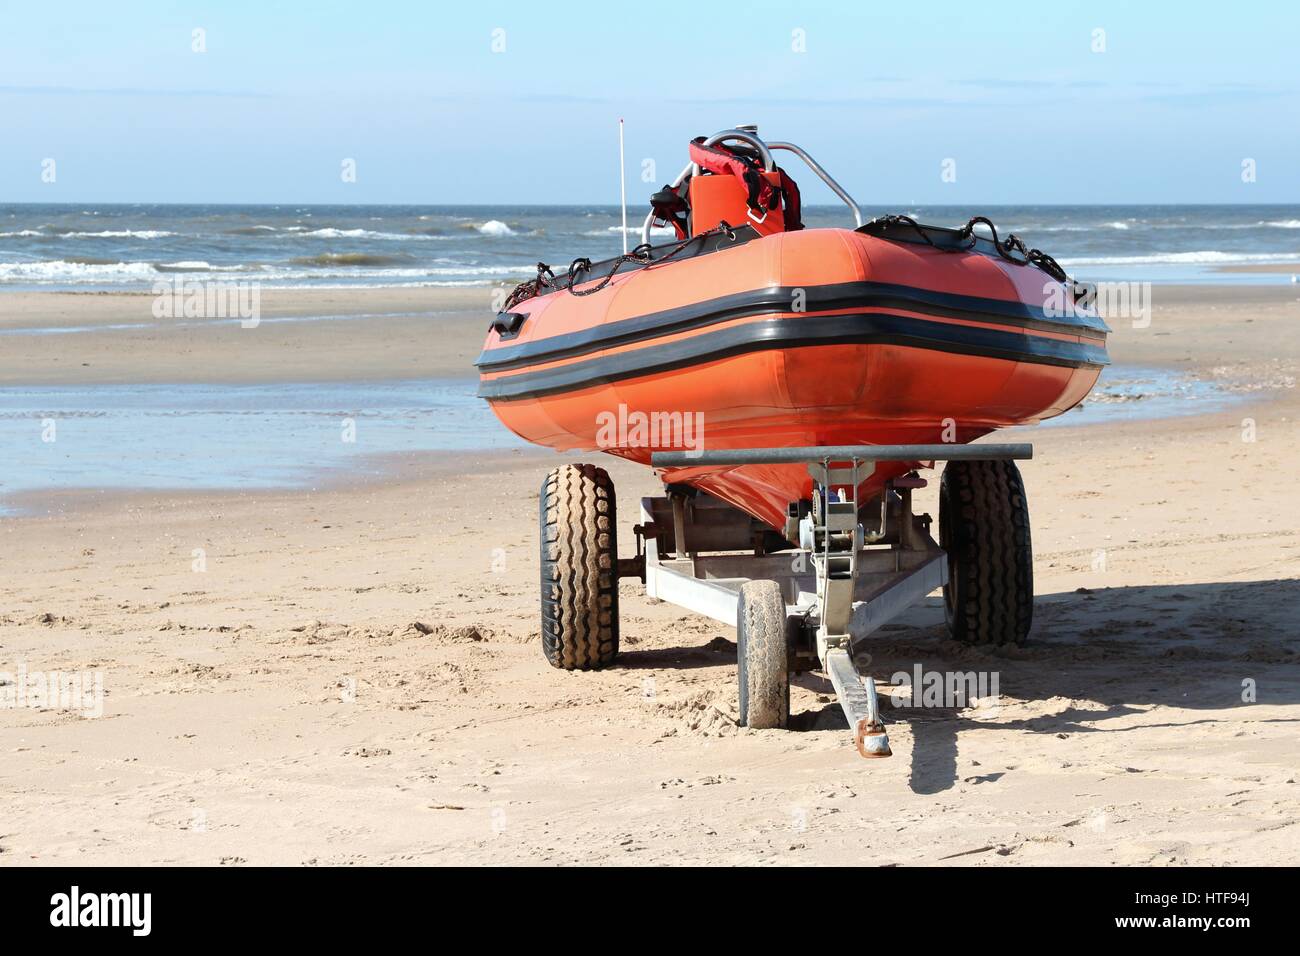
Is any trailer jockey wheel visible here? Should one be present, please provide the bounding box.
[939,459,1034,646]
[539,463,620,669]
[737,580,790,729]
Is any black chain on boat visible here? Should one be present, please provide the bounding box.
[503,222,736,310]
[956,215,1071,284]
[503,262,556,312]
[504,212,1072,314]
[872,214,944,248]
[869,212,1071,286]
[570,223,737,297]
[566,245,652,297]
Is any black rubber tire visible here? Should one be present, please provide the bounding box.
[539,464,619,669]
[737,580,790,729]
[939,459,1033,645]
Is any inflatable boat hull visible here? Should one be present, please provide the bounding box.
[477,226,1107,533]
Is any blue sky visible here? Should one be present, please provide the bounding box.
[1,1,1297,204]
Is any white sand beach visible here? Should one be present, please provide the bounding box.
[1,283,1297,865]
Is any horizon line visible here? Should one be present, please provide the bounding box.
[3,200,1299,208]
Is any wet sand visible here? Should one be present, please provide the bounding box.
[0,287,497,385]
[1213,264,1300,275]
[0,283,1294,388]
[1,284,1298,865]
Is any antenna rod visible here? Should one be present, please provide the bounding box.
[619,118,628,255]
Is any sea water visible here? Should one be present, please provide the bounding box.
[0,380,524,514]
[1040,366,1248,427]
[1,203,1298,290]
[0,369,1241,515]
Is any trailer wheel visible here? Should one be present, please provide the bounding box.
[939,459,1033,645]
[737,580,790,729]
[540,463,619,669]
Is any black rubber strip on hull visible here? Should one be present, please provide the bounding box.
[477,311,1109,401]
[475,279,1109,373]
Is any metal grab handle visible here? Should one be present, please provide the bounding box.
[640,128,865,245]
[690,128,776,175]
[767,141,864,228]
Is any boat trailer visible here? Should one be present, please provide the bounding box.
[635,443,1034,758]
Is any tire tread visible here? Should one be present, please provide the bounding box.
[540,464,619,669]
[737,580,789,729]
[940,459,1033,645]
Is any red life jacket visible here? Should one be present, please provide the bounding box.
[688,139,779,218]
[650,139,804,240]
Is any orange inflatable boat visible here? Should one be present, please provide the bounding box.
[476,128,1108,535]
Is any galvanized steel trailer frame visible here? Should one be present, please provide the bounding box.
[643,442,1032,758]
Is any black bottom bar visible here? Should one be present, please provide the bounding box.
[0,865,1274,941]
